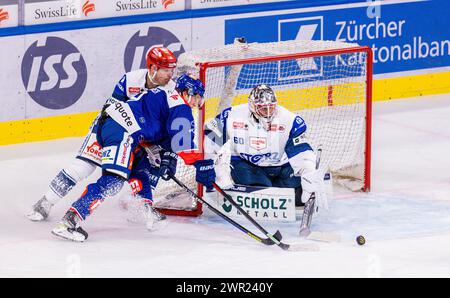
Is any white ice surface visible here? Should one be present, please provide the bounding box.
[1,94,450,277]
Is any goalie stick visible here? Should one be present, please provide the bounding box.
[169,174,318,251]
[299,147,321,238]
[212,182,319,252]
[299,148,341,243]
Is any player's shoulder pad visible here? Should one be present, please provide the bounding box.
[125,69,147,82]
[114,74,127,94]
[275,106,307,136]
[291,114,307,136]
[218,107,232,120]
[124,69,147,89]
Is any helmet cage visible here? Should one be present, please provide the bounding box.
[248,84,277,129]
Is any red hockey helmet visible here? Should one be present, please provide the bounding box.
[146,47,177,70]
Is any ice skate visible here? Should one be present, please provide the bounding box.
[144,203,167,232]
[26,196,53,221]
[51,210,88,242]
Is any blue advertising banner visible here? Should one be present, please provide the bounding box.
[225,0,450,75]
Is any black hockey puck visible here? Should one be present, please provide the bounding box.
[356,235,366,245]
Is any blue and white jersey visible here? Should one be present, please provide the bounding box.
[77,69,176,165]
[112,69,147,102]
[205,104,313,173]
[111,68,176,102]
[105,87,195,153]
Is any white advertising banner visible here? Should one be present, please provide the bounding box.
[208,185,297,222]
[25,0,185,25]
[0,4,19,28]
[191,0,287,10]
[192,14,226,50]
[0,36,26,122]
[0,18,191,121]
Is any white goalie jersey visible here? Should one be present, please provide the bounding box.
[204,104,317,175]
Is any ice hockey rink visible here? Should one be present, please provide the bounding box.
[1,93,450,278]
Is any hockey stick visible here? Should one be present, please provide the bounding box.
[168,173,282,247]
[299,195,316,237]
[300,197,341,243]
[212,182,319,252]
[298,148,341,243]
[299,147,322,238]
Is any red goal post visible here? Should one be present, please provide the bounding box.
[153,40,373,217]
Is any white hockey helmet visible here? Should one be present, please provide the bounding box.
[248,84,277,130]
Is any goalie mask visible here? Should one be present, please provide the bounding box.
[248,84,277,130]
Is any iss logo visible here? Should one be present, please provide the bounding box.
[21,37,87,109]
[278,17,324,80]
[124,26,184,72]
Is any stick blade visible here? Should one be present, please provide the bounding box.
[299,227,311,238]
[261,230,282,245]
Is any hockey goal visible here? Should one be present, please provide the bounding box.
[153,39,373,216]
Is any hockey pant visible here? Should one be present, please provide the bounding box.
[230,159,304,206]
[230,158,301,188]
[76,114,102,166]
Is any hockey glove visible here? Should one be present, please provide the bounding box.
[194,159,216,190]
[301,170,328,211]
[159,150,178,181]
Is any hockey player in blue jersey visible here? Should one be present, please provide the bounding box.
[27,47,180,222]
[51,74,215,242]
[204,84,326,208]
